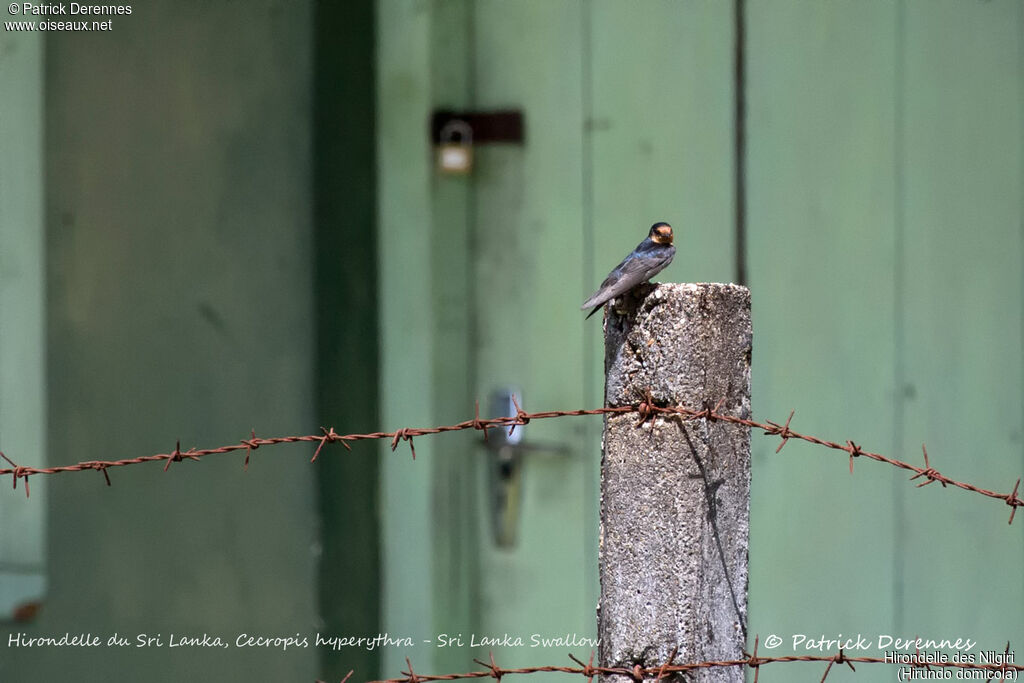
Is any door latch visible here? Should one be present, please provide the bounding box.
[484,387,570,548]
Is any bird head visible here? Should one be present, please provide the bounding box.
[649,222,674,245]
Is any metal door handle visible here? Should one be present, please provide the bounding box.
[484,388,570,548]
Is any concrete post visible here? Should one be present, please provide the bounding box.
[598,283,751,681]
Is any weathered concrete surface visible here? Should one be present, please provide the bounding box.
[598,283,751,681]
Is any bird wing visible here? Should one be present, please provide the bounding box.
[581,247,674,311]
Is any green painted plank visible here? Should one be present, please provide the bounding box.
[589,0,736,290]
[20,3,320,682]
[897,0,1024,644]
[428,1,481,675]
[587,13,738,626]
[587,2,738,655]
[746,0,900,653]
[0,27,47,623]
[376,0,438,677]
[313,0,382,680]
[469,0,592,670]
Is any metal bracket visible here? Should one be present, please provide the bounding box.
[430,109,525,145]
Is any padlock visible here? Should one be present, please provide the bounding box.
[436,120,473,175]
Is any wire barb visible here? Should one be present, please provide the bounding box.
[746,636,762,683]
[90,462,112,487]
[508,395,531,436]
[311,427,344,463]
[473,401,490,443]
[390,428,416,460]
[242,429,258,470]
[403,657,420,683]
[567,652,597,683]
[846,441,863,474]
[472,652,504,681]
[764,410,795,452]
[653,645,678,682]
[1007,479,1021,525]
[1,451,30,497]
[632,389,662,428]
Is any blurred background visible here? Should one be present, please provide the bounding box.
[1,1,1022,681]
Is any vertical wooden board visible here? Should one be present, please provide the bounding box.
[0,29,46,623]
[584,5,738,669]
[376,0,437,676]
[588,0,736,290]
[32,3,319,681]
[469,0,593,669]
[427,1,482,674]
[313,0,382,679]
[746,0,899,650]
[898,0,1024,643]
[586,9,737,608]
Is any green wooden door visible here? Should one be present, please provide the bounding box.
[376,0,736,677]
[379,1,1024,679]
[747,0,1024,664]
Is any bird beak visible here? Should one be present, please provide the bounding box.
[652,225,673,244]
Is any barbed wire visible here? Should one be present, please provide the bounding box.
[366,643,1023,683]
[368,643,1024,683]
[1,394,1021,522]
[317,670,354,683]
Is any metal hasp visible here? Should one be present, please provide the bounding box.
[429,109,525,145]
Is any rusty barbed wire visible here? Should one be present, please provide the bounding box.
[317,670,354,683]
[1,395,1022,522]
[366,644,1024,683]
[368,643,1024,679]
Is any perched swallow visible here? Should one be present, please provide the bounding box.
[582,222,676,319]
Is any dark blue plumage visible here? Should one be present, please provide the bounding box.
[582,222,676,319]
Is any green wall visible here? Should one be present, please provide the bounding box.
[1,3,328,681]
[747,0,1024,653]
